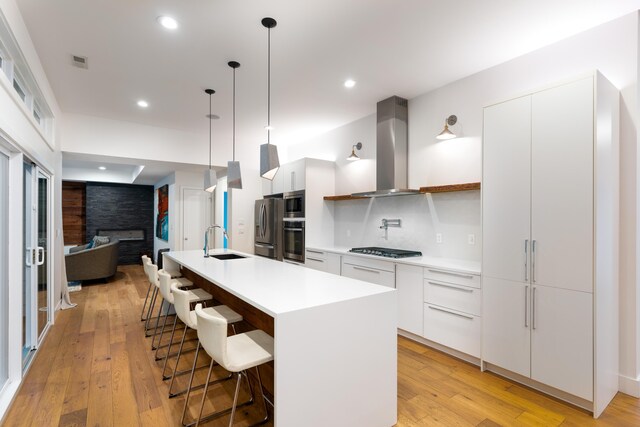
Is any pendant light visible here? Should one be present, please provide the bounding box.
[204,89,217,192]
[260,17,280,180]
[227,61,243,189]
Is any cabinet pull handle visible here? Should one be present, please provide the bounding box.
[352,266,381,274]
[428,305,474,320]
[427,280,473,292]
[307,257,324,263]
[524,285,528,328]
[524,239,529,282]
[307,249,324,254]
[532,287,537,330]
[426,269,474,279]
[532,240,537,283]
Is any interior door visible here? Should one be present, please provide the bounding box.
[531,78,594,293]
[182,187,211,251]
[482,96,531,283]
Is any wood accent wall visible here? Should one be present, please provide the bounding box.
[62,181,86,245]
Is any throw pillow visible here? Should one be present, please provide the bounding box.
[85,240,94,249]
[92,235,110,248]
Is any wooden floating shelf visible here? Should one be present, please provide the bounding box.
[419,182,481,193]
[323,182,481,201]
[323,194,368,201]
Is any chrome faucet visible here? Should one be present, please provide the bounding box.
[203,225,228,257]
[380,218,402,230]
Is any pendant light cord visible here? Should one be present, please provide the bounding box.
[233,67,236,162]
[208,93,212,169]
[267,26,271,145]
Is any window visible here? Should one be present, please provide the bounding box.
[12,77,26,102]
[32,105,41,125]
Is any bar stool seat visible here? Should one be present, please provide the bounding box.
[194,304,274,426]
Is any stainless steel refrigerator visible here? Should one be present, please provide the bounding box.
[254,198,283,261]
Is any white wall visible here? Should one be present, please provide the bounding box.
[334,191,481,261]
[288,12,640,395]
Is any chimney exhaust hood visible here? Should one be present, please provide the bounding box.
[352,96,420,198]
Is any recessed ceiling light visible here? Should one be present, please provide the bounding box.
[137,100,149,108]
[157,16,178,30]
[98,166,106,170]
[344,79,356,88]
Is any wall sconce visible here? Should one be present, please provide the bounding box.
[436,115,457,140]
[347,142,363,161]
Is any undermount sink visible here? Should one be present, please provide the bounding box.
[209,253,246,260]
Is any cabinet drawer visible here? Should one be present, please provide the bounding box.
[341,262,395,288]
[342,255,395,272]
[424,267,480,289]
[305,250,341,275]
[423,303,481,357]
[424,279,481,316]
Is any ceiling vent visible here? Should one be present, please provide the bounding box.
[71,54,88,69]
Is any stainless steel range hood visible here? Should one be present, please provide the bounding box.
[352,96,420,198]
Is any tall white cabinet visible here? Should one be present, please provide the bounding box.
[482,72,619,417]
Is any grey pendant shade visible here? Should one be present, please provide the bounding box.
[204,89,217,192]
[260,17,280,181]
[227,61,242,189]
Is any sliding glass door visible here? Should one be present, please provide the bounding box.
[22,162,51,368]
[0,150,8,391]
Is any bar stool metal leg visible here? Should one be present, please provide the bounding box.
[140,281,153,321]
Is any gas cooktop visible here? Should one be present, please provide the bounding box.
[349,247,422,259]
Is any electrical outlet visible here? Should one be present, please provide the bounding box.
[436,233,443,244]
[468,234,475,245]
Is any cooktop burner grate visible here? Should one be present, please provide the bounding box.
[349,247,422,258]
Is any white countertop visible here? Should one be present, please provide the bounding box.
[165,249,395,317]
[307,246,481,275]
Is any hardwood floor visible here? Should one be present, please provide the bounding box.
[3,264,640,426]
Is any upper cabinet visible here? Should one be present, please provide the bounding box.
[262,158,308,195]
[482,72,619,417]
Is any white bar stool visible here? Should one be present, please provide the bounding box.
[170,283,243,402]
[140,255,152,321]
[144,261,192,339]
[193,303,274,427]
[154,270,211,361]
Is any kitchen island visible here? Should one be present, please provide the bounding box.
[164,249,397,427]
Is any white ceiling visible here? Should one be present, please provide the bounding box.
[15,0,640,176]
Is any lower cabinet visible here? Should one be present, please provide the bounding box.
[396,264,423,336]
[423,268,482,357]
[305,249,341,275]
[341,255,395,288]
[483,278,593,400]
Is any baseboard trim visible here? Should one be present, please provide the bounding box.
[619,374,640,397]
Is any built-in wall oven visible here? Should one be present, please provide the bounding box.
[283,219,305,263]
[284,190,305,218]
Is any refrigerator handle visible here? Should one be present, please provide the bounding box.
[261,204,266,238]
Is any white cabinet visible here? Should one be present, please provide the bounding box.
[482,73,619,416]
[282,159,306,193]
[530,285,593,401]
[305,248,341,275]
[423,267,481,357]
[341,255,395,288]
[396,264,423,336]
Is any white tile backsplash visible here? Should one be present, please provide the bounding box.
[334,191,481,261]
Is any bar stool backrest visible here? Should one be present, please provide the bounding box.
[158,270,173,303]
[195,304,230,370]
[171,282,197,329]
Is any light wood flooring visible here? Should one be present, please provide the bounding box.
[3,264,640,426]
